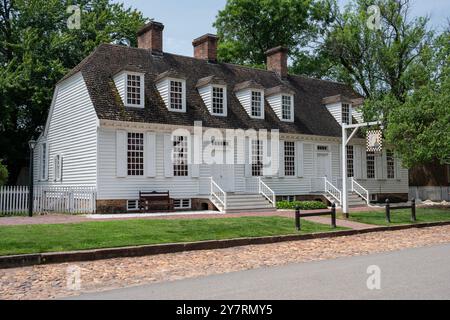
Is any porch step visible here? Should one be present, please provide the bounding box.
[348,193,368,207]
[210,193,275,213]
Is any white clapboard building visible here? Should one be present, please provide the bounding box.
[33,21,409,213]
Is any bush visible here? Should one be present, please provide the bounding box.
[276,200,327,210]
[0,162,8,186]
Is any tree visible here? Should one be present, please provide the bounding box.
[0,161,7,186]
[0,0,146,183]
[385,31,450,167]
[213,0,331,68]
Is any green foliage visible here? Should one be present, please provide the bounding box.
[0,0,146,181]
[276,200,328,210]
[0,162,8,186]
[214,0,331,69]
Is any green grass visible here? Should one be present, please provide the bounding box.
[0,216,345,256]
[343,207,450,226]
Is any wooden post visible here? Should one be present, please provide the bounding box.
[295,206,301,231]
[331,203,337,228]
[411,198,416,222]
[385,198,391,223]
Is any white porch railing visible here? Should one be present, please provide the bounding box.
[258,178,276,207]
[324,178,342,204]
[351,178,370,204]
[210,178,227,211]
[0,186,97,215]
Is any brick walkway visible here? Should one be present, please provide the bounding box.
[1,224,450,300]
[0,207,383,227]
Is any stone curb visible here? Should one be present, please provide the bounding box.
[1,220,450,269]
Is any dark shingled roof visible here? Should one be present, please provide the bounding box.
[62,43,361,137]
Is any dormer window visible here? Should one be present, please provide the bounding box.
[197,76,227,116]
[170,80,183,110]
[212,86,225,114]
[251,91,262,118]
[155,70,187,113]
[281,95,293,121]
[342,103,350,124]
[126,74,143,106]
[266,85,295,122]
[113,71,145,108]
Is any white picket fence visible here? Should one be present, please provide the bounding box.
[0,186,97,215]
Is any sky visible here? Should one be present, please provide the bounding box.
[118,0,450,57]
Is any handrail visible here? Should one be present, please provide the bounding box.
[324,177,342,204]
[259,177,276,207]
[210,177,227,211]
[351,178,370,204]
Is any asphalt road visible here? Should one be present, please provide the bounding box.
[70,243,450,300]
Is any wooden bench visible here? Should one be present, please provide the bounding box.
[139,191,174,212]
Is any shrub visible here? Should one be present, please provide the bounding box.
[0,162,8,186]
[276,200,327,210]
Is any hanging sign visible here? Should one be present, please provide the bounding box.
[366,130,383,152]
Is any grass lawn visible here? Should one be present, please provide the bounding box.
[342,207,450,226]
[0,216,345,256]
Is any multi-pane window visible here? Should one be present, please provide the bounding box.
[170,80,183,110]
[127,132,144,176]
[347,145,354,177]
[174,199,191,209]
[280,196,295,202]
[251,140,263,177]
[342,103,350,124]
[126,74,142,106]
[212,86,224,114]
[173,136,188,176]
[367,151,375,179]
[41,143,47,180]
[386,150,395,179]
[251,91,262,118]
[282,95,292,120]
[284,141,295,176]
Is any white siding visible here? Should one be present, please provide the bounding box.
[34,73,98,187]
[326,102,342,124]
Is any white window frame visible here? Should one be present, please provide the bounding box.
[347,145,354,178]
[168,78,187,112]
[127,200,139,211]
[54,153,63,182]
[211,85,227,116]
[366,151,376,179]
[173,135,189,177]
[173,198,191,209]
[40,142,48,181]
[280,195,295,202]
[281,94,294,122]
[284,141,296,176]
[386,149,395,179]
[342,103,351,125]
[124,72,145,108]
[127,132,144,176]
[250,90,264,119]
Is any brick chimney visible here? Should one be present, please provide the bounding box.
[137,21,164,54]
[265,46,289,78]
[193,34,218,63]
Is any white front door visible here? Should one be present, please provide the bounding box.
[316,153,331,178]
[213,164,235,192]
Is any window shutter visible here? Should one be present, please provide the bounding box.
[116,130,127,178]
[354,145,362,179]
[296,141,304,177]
[279,141,285,177]
[59,155,63,182]
[381,150,387,179]
[145,133,156,177]
[190,134,200,178]
[395,152,401,180]
[376,152,383,180]
[244,137,251,177]
[263,139,272,177]
[45,143,49,180]
[164,135,174,178]
[361,149,368,179]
